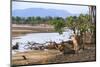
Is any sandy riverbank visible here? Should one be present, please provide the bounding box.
[12,24,54,37]
[12,44,96,66]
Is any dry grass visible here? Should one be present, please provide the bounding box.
[12,50,62,65]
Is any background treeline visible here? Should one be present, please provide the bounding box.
[12,16,63,24]
[12,14,95,33]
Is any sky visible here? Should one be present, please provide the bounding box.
[12,1,89,14]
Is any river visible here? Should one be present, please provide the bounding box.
[12,29,73,53]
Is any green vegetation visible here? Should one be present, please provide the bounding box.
[66,14,95,35]
[12,14,95,35]
[49,17,65,34]
[12,16,54,25]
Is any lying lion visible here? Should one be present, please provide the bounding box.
[54,34,79,54]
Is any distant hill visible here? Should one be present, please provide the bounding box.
[12,8,74,18]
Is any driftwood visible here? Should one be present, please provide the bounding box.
[15,38,79,54]
[23,40,76,54]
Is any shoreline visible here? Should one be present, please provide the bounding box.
[12,24,55,37]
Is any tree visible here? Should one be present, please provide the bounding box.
[50,14,95,52]
[66,14,93,34]
[49,17,65,34]
[66,16,78,34]
[89,6,96,23]
[35,16,42,24]
[12,16,16,24]
[15,16,22,24]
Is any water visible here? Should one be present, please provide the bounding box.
[12,29,73,53]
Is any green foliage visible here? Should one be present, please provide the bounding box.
[66,14,95,34]
[66,16,78,31]
[15,16,22,24]
[49,17,65,34]
[78,14,94,32]
[12,16,53,24]
[12,14,95,35]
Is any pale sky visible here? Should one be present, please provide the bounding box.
[12,1,89,14]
